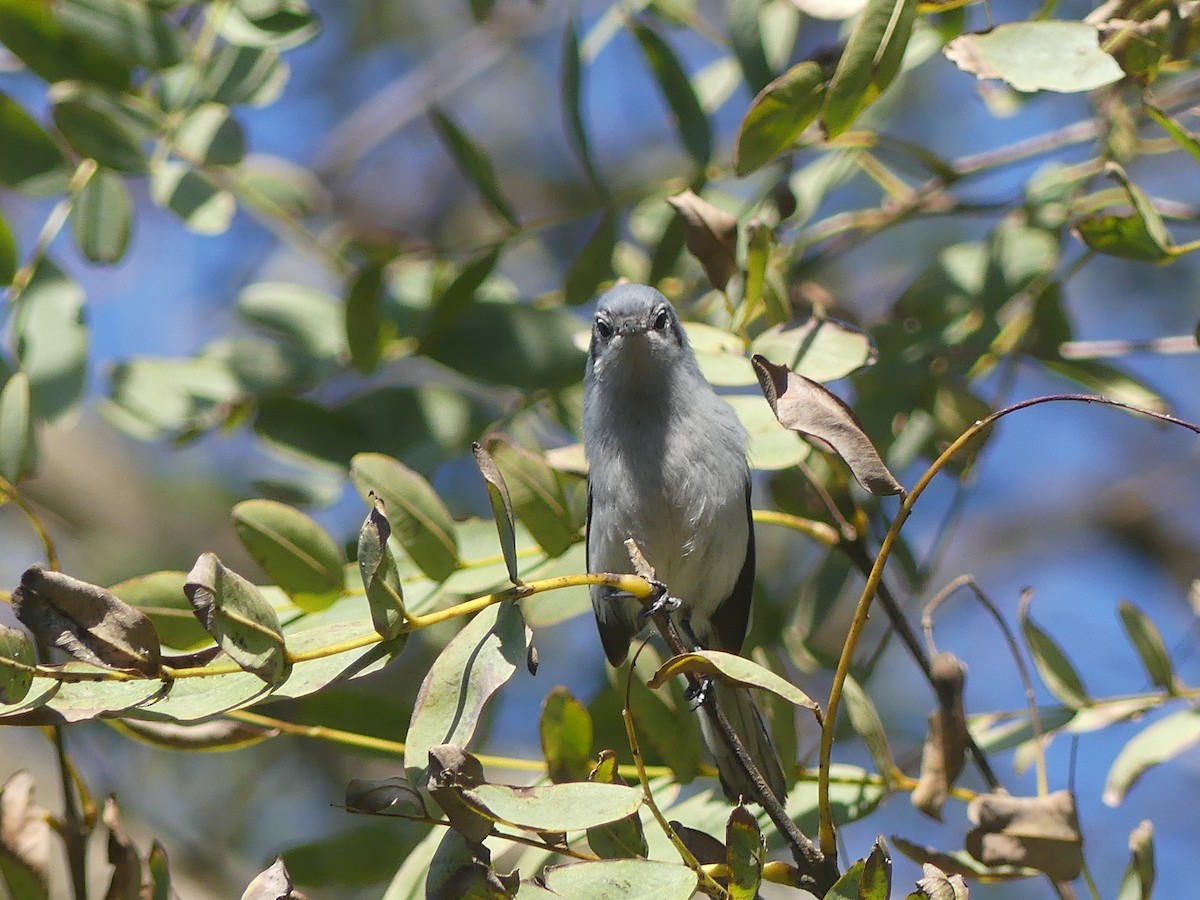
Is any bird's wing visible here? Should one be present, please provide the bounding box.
[707,479,755,654]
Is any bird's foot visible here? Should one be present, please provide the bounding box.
[639,581,680,619]
[683,675,713,711]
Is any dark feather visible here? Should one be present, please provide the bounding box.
[706,480,755,654]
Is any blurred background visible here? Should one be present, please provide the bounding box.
[1,0,1198,896]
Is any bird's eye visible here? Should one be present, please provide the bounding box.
[596,318,613,340]
[652,308,670,331]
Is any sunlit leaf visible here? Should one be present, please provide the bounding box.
[240,857,297,900]
[174,102,246,166]
[1103,708,1200,806]
[149,161,236,235]
[0,624,34,705]
[586,750,648,860]
[404,602,530,780]
[1019,593,1088,709]
[539,686,592,783]
[471,442,519,585]
[218,0,320,50]
[184,552,288,684]
[350,452,460,581]
[12,564,162,676]
[50,81,157,173]
[840,674,897,783]
[822,0,918,138]
[945,21,1123,93]
[461,780,643,833]
[1117,820,1154,900]
[0,372,35,484]
[233,499,344,612]
[648,650,818,710]
[357,495,407,639]
[725,805,763,899]
[751,314,877,382]
[14,258,88,424]
[541,859,697,899]
[1117,600,1176,692]
[734,61,825,175]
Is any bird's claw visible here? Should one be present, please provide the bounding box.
[639,582,680,619]
[683,675,713,711]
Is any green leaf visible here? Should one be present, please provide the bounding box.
[728,0,774,95]
[345,263,385,374]
[859,837,892,900]
[1103,708,1200,806]
[14,257,88,425]
[726,394,809,471]
[148,842,172,900]
[734,61,825,175]
[1074,215,1171,262]
[752,314,877,382]
[725,805,763,900]
[823,858,864,900]
[0,92,70,195]
[54,0,184,70]
[1144,103,1200,166]
[41,666,167,722]
[423,298,586,392]
[0,623,35,704]
[0,372,35,484]
[109,571,210,651]
[429,106,518,227]
[350,452,460,581]
[0,0,129,88]
[149,161,236,234]
[50,82,157,173]
[462,780,642,832]
[541,859,696,900]
[631,22,711,168]
[586,750,648,860]
[184,552,289,684]
[1117,820,1154,900]
[202,44,289,107]
[238,281,345,362]
[106,355,241,438]
[269,613,403,701]
[239,154,327,218]
[562,19,604,193]
[564,211,617,306]
[403,602,530,779]
[232,499,344,612]
[357,494,407,640]
[217,0,320,49]
[1020,596,1089,710]
[841,674,897,781]
[1038,358,1166,414]
[0,213,14,285]
[649,650,819,711]
[1117,600,1175,692]
[944,21,1124,94]
[484,436,577,558]
[72,167,133,264]
[740,220,772,324]
[821,0,917,138]
[174,102,246,166]
[539,686,593,783]
[471,442,519,585]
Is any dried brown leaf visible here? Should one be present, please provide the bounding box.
[752,354,902,495]
[0,771,50,898]
[345,777,427,817]
[102,797,146,900]
[12,564,162,676]
[428,744,494,845]
[666,190,739,291]
[911,653,967,821]
[240,857,305,900]
[965,790,1082,881]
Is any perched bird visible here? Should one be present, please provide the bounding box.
[582,283,788,804]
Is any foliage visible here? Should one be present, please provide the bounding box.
[1,0,1199,898]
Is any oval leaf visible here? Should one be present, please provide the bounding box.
[752,355,902,495]
[109,571,211,651]
[485,435,576,558]
[648,649,818,710]
[0,623,35,704]
[50,82,156,173]
[539,686,593,783]
[12,564,161,676]
[0,371,36,484]
[184,552,288,684]
[72,167,133,265]
[0,92,70,194]
[1018,593,1089,710]
[461,780,642,833]
[542,859,697,900]
[944,21,1123,94]
[429,106,517,227]
[1117,600,1175,692]
[232,499,344,612]
[734,61,826,175]
[350,452,460,581]
[725,805,764,900]
[821,0,917,138]
[1103,708,1200,806]
[404,602,530,779]
[15,258,89,424]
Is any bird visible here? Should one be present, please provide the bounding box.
[582,282,788,805]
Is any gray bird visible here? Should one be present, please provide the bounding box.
[582,282,788,805]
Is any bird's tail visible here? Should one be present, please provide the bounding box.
[699,682,789,805]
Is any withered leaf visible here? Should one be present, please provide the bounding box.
[725,805,764,899]
[965,790,1082,882]
[12,564,162,676]
[911,862,969,900]
[184,553,289,685]
[911,653,968,821]
[356,495,407,640]
[428,745,494,845]
[0,771,50,899]
[111,717,276,752]
[667,190,739,291]
[345,776,427,818]
[240,857,304,900]
[103,796,146,900]
[752,355,903,495]
[669,821,725,866]
[586,750,647,860]
[472,442,519,585]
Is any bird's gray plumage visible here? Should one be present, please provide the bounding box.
[582,283,787,804]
